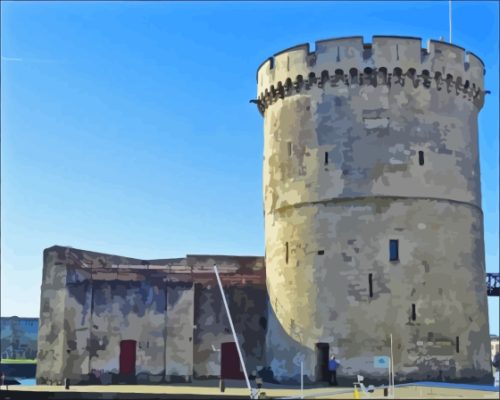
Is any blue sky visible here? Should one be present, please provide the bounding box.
[1,1,498,335]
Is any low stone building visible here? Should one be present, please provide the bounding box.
[37,245,267,385]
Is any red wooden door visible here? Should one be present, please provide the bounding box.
[221,342,244,380]
[119,340,136,376]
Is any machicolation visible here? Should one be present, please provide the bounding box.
[255,36,485,114]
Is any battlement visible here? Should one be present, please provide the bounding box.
[255,36,485,112]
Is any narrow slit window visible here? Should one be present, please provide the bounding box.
[369,273,373,298]
[418,151,424,165]
[287,142,292,157]
[317,250,324,255]
[456,336,460,353]
[285,242,289,264]
[411,303,416,321]
[324,152,329,165]
[389,240,399,261]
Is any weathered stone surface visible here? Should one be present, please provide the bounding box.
[37,248,69,384]
[193,285,267,379]
[258,36,491,384]
[36,247,266,384]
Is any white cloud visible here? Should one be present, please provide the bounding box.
[1,56,63,63]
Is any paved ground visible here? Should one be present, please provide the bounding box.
[313,386,499,399]
[0,383,498,399]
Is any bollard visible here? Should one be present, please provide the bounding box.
[384,387,388,396]
[219,378,225,392]
[256,376,263,390]
[64,378,70,390]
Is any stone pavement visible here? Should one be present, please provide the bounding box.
[0,381,498,399]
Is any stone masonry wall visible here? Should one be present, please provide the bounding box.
[37,247,267,384]
[37,248,69,384]
[258,36,491,383]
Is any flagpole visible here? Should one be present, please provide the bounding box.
[390,334,395,399]
[449,0,452,43]
[388,355,391,396]
[301,361,304,399]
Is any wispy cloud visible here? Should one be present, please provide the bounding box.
[1,56,63,64]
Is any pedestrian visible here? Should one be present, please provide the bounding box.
[0,372,4,390]
[328,355,339,386]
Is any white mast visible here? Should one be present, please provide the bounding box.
[449,0,453,43]
[390,333,395,398]
[214,265,256,399]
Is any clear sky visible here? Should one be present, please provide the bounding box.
[1,1,498,335]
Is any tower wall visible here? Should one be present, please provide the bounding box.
[258,36,491,383]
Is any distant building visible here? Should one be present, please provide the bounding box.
[492,335,500,357]
[1,316,38,359]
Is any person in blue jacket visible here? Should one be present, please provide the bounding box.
[328,355,339,386]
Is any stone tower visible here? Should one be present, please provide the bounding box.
[255,36,491,383]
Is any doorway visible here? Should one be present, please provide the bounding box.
[315,342,330,382]
[221,342,244,380]
[119,340,136,376]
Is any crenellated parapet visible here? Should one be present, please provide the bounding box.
[255,36,486,113]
